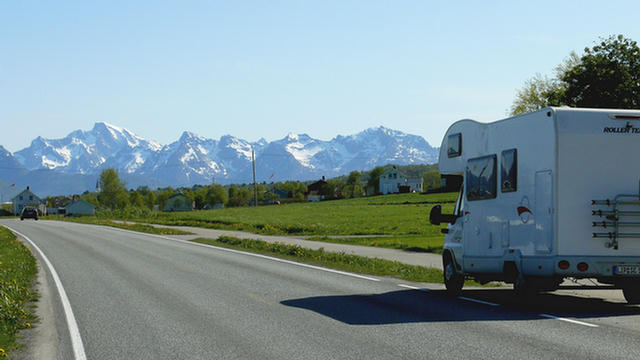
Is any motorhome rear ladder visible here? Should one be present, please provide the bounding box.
[592,194,640,250]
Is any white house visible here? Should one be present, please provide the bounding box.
[379,166,424,194]
[12,186,46,215]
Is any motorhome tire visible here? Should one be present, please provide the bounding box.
[622,286,640,304]
[513,275,537,297]
[443,255,464,296]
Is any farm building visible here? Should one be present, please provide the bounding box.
[163,193,194,212]
[306,177,327,202]
[12,186,46,215]
[65,199,98,215]
[379,166,424,195]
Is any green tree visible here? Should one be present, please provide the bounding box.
[81,193,100,207]
[561,35,640,108]
[97,168,129,209]
[322,178,344,199]
[156,188,173,210]
[510,35,640,113]
[422,170,441,191]
[510,74,562,115]
[227,186,251,207]
[205,184,228,206]
[366,166,386,195]
[144,191,156,210]
[129,191,145,208]
[510,52,578,115]
[342,171,363,198]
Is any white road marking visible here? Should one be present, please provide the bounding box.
[539,313,599,328]
[42,222,606,330]
[6,226,87,360]
[458,296,500,307]
[398,284,431,292]
[104,226,381,282]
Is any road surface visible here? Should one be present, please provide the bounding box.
[3,219,640,360]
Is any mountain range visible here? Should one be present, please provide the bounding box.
[0,123,439,197]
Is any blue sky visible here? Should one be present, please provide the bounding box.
[2,1,640,152]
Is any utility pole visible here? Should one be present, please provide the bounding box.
[252,147,258,207]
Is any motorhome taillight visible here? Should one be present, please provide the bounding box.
[558,260,570,270]
[577,262,589,272]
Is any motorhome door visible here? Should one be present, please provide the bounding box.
[535,170,553,253]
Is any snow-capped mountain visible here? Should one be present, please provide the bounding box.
[5,124,438,191]
[14,122,161,174]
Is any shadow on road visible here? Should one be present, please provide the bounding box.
[281,289,640,325]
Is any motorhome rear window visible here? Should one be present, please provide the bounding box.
[466,155,497,201]
[447,133,461,158]
[501,149,517,192]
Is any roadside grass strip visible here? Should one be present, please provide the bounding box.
[50,217,193,236]
[0,227,38,356]
[192,236,446,283]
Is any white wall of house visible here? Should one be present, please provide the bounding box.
[406,178,423,192]
[379,167,424,194]
[379,167,403,195]
[12,188,46,215]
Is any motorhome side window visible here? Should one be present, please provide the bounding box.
[466,155,497,201]
[447,133,461,158]
[501,149,517,192]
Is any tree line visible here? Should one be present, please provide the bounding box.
[49,164,443,212]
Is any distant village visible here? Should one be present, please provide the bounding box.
[2,164,441,216]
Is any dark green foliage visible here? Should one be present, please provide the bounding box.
[561,35,640,108]
[422,170,441,191]
[366,166,386,195]
[511,34,640,114]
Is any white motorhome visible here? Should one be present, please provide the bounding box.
[430,107,640,303]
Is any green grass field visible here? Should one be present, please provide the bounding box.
[108,192,458,253]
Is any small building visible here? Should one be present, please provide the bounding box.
[306,177,327,202]
[271,189,288,199]
[12,186,46,216]
[406,177,424,193]
[163,193,194,212]
[379,166,424,195]
[65,199,98,216]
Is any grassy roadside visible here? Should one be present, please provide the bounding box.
[0,227,38,357]
[304,235,444,253]
[46,217,194,236]
[191,236,483,286]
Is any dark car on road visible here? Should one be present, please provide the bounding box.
[20,207,38,221]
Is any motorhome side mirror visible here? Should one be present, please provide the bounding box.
[430,204,459,225]
[429,205,442,225]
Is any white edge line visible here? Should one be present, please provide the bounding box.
[398,284,431,292]
[539,313,599,328]
[6,226,87,360]
[458,296,500,307]
[101,225,381,282]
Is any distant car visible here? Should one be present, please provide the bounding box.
[20,207,38,221]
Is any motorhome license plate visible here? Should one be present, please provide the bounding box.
[613,265,640,275]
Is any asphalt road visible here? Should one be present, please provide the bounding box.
[3,219,640,360]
